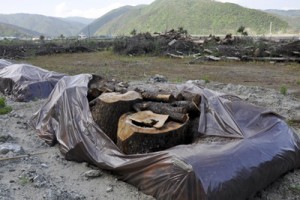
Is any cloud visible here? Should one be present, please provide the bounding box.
[55,2,67,15]
[54,2,124,18]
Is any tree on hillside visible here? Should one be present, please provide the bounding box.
[178,27,188,37]
[39,35,45,43]
[40,35,45,42]
[130,29,137,36]
[237,26,248,36]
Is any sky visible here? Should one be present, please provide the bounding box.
[0,0,299,19]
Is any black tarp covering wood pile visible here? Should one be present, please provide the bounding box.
[0,61,64,101]
[30,74,300,200]
[0,59,12,69]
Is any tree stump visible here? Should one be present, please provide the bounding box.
[90,91,142,143]
[117,111,189,154]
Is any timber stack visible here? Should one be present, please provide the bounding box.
[88,76,201,154]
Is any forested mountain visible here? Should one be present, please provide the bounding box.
[81,0,288,36]
[0,13,86,37]
[62,17,95,25]
[0,22,41,38]
[265,9,300,32]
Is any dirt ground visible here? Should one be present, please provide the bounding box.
[1,52,300,199]
[22,51,300,96]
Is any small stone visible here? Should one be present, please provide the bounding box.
[18,114,25,118]
[9,180,15,183]
[83,170,102,178]
[0,143,23,154]
[106,186,113,193]
[186,80,206,85]
[0,133,13,143]
[41,163,48,168]
[148,74,168,83]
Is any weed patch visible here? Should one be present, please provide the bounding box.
[0,97,12,115]
[280,85,287,95]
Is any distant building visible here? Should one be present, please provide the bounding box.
[0,36,18,41]
[78,33,87,40]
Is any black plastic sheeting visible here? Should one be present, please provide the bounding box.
[0,59,12,69]
[0,62,64,101]
[30,74,300,200]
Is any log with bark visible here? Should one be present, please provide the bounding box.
[133,102,188,123]
[241,56,300,62]
[87,75,128,101]
[117,111,189,154]
[178,91,201,107]
[166,53,184,59]
[90,91,142,143]
[140,91,176,103]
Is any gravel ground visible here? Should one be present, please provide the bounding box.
[0,79,300,200]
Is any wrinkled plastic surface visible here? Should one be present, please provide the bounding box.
[0,59,12,69]
[30,74,300,200]
[0,62,64,101]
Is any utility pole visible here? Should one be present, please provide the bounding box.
[269,22,273,36]
[88,25,91,40]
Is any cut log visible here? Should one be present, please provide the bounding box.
[242,56,300,62]
[141,91,176,103]
[171,101,200,116]
[90,91,142,143]
[179,91,201,106]
[133,102,188,123]
[117,111,189,154]
[87,75,128,101]
[205,55,221,61]
[166,53,184,59]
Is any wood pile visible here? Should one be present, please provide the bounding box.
[114,29,300,63]
[88,76,201,154]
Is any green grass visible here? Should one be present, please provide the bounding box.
[0,97,12,115]
[289,184,300,193]
[202,75,210,83]
[19,51,300,92]
[18,176,31,186]
[297,80,300,85]
[280,85,288,95]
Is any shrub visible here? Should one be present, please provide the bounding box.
[203,75,210,83]
[280,85,287,95]
[0,97,12,115]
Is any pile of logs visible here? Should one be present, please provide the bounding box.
[89,76,201,154]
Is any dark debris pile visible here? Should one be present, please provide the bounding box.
[113,29,300,63]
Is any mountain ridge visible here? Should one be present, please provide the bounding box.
[0,13,90,37]
[265,9,300,32]
[82,0,289,36]
[0,22,42,38]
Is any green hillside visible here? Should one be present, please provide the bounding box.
[0,13,85,37]
[265,9,300,17]
[0,22,41,38]
[80,6,144,36]
[62,17,95,25]
[85,0,288,36]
